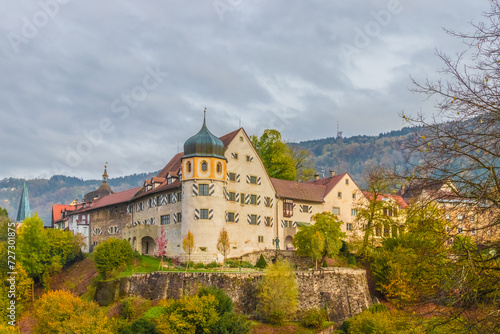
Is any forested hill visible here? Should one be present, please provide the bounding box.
[0,171,157,226]
[1,125,422,226]
[292,126,421,185]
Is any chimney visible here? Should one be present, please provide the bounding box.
[314,174,320,181]
[330,170,335,177]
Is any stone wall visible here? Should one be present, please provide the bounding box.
[95,268,371,323]
[232,249,314,269]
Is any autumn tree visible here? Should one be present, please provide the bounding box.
[257,260,298,325]
[93,238,134,278]
[251,129,296,180]
[216,228,230,271]
[400,2,500,329]
[182,230,195,272]
[353,168,401,258]
[33,290,116,333]
[293,212,346,267]
[154,226,168,270]
[17,215,50,281]
[289,145,315,181]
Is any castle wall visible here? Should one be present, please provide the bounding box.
[95,268,372,323]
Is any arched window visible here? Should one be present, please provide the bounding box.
[216,162,222,174]
[187,161,192,173]
[201,161,208,172]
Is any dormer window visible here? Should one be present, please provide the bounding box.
[167,176,172,185]
[201,161,208,172]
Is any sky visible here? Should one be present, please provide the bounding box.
[0,0,492,180]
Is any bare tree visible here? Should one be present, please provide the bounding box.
[401,2,500,330]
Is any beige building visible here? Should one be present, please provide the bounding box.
[53,115,366,262]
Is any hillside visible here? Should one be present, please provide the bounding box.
[1,125,422,225]
[292,126,421,186]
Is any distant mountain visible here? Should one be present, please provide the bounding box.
[291,126,421,187]
[0,171,158,226]
[1,125,422,226]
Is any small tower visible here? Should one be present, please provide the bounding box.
[180,110,227,262]
[83,165,114,203]
[16,183,31,223]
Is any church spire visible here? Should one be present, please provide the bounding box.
[16,182,31,223]
[102,163,109,184]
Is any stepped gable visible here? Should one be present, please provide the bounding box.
[83,166,114,202]
[271,178,325,203]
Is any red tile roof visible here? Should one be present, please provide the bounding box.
[363,192,408,209]
[134,180,181,200]
[90,187,141,210]
[51,204,76,224]
[311,173,347,197]
[271,178,326,203]
[219,128,242,148]
[157,152,184,178]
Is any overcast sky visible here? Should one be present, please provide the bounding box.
[0,0,491,180]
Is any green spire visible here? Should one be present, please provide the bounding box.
[16,183,31,222]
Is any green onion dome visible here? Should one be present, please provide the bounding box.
[183,115,226,159]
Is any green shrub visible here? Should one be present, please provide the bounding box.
[255,254,267,269]
[193,262,205,269]
[301,308,327,329]
[266,310,286,326]
[322,260,328,268]
[121,318,159,334]
[143,306,165,319]
[206,261,219,268]
[93,239,134,278]
[198,287,234,315]
[347,255,356,266]
[240,261,254,268]
[120,299,134,320]
[367,303,388,313]
[210,313,251,334]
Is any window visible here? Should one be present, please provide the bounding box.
[127,204,133,213]
[241,193,246,204]
[375,226,381,236]
[351,209,357,216]
[216,162,222,174]
[346,223,352,231]
[249,214,258,225]
[301,205,309,212]
[250,194,257,205]
[332,207,340,215]
[239,136,243,142]
[201,161,208,172]
[229,172,236,181]
[338,192,342,199]
[258,235,264,243]
[227,212,235,222]
[177,192,182,202]
[233,153,238,159]
[161,215,170,225]
[249,176,257,184]
[283,220,293,228]
[200,209,209,219]
[136,202,144,212]
[264,216,272,226]
[199,184,209,196]
[177,212,182,223]
[352,193,356,199]
[264,197,272,207]
[187,161,192,173]
[383,208,394,217]
[345,178,349,185]
[168,193,173,203]
[246,155,251,161]
[199,247,207,252]
[283,199,293,217]
[228,192,236,201]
